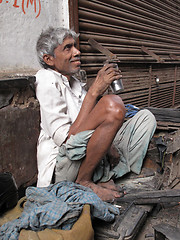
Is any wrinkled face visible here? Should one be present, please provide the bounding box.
[44,37,81,79]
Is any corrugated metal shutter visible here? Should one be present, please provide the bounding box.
[73,0,180,108]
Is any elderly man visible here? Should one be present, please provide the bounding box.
[35,27,156,202]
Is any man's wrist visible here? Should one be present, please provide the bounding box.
[88,86,100,99]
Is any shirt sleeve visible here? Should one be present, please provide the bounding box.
[35,69,71,146]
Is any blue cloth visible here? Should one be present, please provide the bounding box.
[125,104,139,118]
[0,181,119,240]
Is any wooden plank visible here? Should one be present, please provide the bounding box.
[157,121,180,130]
[166,129,180,154]
[168,159,180,188]
[147,107,180,123]
[115,189,180,205]
[153,223,180,240]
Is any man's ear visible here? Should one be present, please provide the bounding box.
[43,54,55,67]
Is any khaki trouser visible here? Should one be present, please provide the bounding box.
[55,109,156,183]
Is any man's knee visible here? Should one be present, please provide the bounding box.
[100,95,126,122]
[141,109,156,123]
[139,109,157,132]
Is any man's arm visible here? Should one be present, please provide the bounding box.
[68,63,122,136]
[36,70,71,146]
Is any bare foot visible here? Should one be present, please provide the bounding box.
[97,179,125,197]
[76,180,121,202]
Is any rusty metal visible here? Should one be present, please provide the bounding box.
[79,9,180,41]
[79,0,180,29]
[173,65,177,107]
[69,0,79,47]
[80,22,180,46]
[151,88,174,107]
[78,0,180,62]
[69,0,180,108]
[82,63,180,108]
[88,38,118,61]
[102,0,180,28]
[80,34,180,51]
[148,65,152,106]
[141,46,164,63]
[169,54,180,61]
[69,0,79,32]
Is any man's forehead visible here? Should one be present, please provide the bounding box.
[54,37,77,51]
[62,36,76,45]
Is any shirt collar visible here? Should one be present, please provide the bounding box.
[47,68,86,87]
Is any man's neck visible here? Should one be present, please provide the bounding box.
[65,75,71,81]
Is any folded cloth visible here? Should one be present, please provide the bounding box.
[125,104,140,118]
[0,181,119,240]
[55,130,95,182]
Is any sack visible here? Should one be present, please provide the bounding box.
[0,197,94,240]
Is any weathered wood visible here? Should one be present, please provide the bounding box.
[153,223,180,240]
[115,189,180,205]
[168,159,180,188]
[146,107,180,123]
[156,121,180,130]
[166,129,180,154]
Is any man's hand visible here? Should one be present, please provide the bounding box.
[90,63,122,97]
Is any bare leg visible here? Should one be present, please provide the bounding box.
[72,95,126,201]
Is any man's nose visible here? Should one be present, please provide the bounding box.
[73,46,81,56]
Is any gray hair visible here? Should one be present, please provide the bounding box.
[36,27,79,69]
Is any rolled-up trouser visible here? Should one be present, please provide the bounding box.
[55,109,157,183]
[55,130,94,183]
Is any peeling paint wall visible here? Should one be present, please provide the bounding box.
[0,0,69,76]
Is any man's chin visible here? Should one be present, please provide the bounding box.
[71,67,81,75]
[64,67,81,79]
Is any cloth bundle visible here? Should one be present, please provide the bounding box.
[0,181,119,240]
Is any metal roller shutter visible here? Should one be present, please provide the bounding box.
[70,0,180,108]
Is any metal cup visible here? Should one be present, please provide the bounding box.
[110,63,124,94]
[110,78,124,94]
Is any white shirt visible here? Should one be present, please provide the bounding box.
[35,68,87,187]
